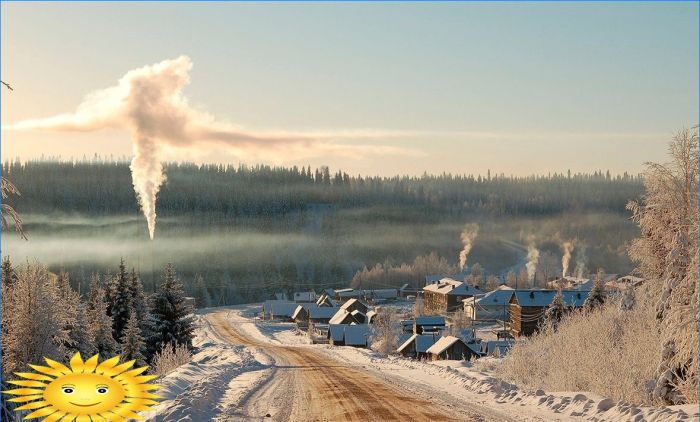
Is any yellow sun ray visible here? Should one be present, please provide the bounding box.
[15,372,55,382]
[43,358,71,375]
[2,352,162,421]
[42,411,67,422]
[15,400,49,411]
[8,394,43,403]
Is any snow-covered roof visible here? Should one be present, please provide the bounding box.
[414,316,446,326]
[291,304,309,320]
[423,278,483,296]
[480,340,514,356]
[270,302,298,317]
[426,336,465,355]
[340,298,369,311]
[309,306,339,320]
[263,300,294,314]
[468,286,515,307]
[329,309,350,325]
[365,310,377,324]
[397,333,440,353]
[344,325,370,346]
[511,290,589,307]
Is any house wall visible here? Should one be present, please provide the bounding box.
[424,291,448,314]
[509,304,545,337]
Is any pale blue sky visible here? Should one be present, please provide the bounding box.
[2,2,697,176]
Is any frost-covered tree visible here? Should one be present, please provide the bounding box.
[584,269,606,311]
[370,308,400,355]
[192,274,211,309]
[628,128,698,404]
[413,296,425,317]
[2,264,71,375]
[71,302,96,357]
[87,279,118,358]
[150,264,195,351]
[1,256,18,287]
[506,271,517,288]
[543,289,566,328]
[120,313,147,367]
[486,275,500,291]
[110,259,132,342]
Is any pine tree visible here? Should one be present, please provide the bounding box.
[192,274,210,309]
[55,271,80,353]
[584,269,606,311]
[71,302,96,357]
[120,313,147,367]
[87,279,118,358]
[544,289,566,328]
[110,259,132,341]
[1,256,18,287]
[150,264,195,351]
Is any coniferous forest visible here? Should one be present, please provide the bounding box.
[2,160,644,303]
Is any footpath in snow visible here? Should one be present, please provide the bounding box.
[143,305,699,422]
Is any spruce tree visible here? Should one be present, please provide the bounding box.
[150,263,195,351]
[584,269,606,311]
[120,313,147,367]
[87,279,118,358]
[193,274,210,309]
[1,256,18,287]
[544,289,566,328]
[71,302,97,357]
[110,259,132,341]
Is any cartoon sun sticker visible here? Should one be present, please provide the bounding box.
[2,352,162,421]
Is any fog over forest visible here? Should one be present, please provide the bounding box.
[2,160,644,302]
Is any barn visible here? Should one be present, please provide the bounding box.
[425,336,481,361]
[397,333,441,359]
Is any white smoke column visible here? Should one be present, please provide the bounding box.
[458,223,479,270]
[574,243,588,278]
[561,240,575,278]
[525,238,539,283]
[6,56,416,239]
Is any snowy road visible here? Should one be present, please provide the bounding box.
[204,309,513,422]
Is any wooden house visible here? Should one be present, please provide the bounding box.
[426,336,481,361]
[463,285,514,321]
[292,304,339,329]
[397,333,440,359]
[509,290,589,337]
[413,316,446,334]
[423,278,483,315]
[340,298,370,314]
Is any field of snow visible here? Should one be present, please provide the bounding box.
[142,305,698,422]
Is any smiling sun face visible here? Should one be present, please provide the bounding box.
[3,352,162,421]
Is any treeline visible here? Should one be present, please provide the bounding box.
[3,160,643,218]
[1,257,195,382]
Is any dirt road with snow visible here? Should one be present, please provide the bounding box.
[205,309,513,422]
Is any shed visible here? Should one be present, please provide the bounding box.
[327,324,346,346]
[413,316,446,334]
[397,333,441,359]
[426,336,480,361]
[344,325,370,347]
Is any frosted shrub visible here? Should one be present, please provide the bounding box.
[370,308,401,356]
[152,343,192,378]
[498,286,662,404]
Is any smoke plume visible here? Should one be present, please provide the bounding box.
[7,56,413,239]
[458,223,479,270]
[574,243,588,278]
[525,237,539,283]
[561,240,575,278]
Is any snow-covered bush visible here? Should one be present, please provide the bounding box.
[152,343,192,378]
[498,286,662,405]
[370,308,401,355]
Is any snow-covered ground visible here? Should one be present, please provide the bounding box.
[142,305,698,422]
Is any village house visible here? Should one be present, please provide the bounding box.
[262,300,294,319]
[397,333,441,359]
[326,324,370,347]
[315,293,337,307]
[423,278,483,315]
[293,291,317,302]
[340,298,370,314]
[463,285,514,321]
[425,336,481,361]
[329,309,366,325]
[509,289,589,337]
[413,316,446,334]
[267,301,298,321]
[292,304,339,329]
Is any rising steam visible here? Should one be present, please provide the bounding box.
[458,223,479,270]
[6,56,413,239]
[525,236,539,284]
[561,240,575,278]
[574,242,588,278]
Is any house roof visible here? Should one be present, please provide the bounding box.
[468,286,515,307]
[426,336,466,355]
[309,306,339,319]
[414,316,446,326]
[344,325,370,346]
[340,298,369,311]
[270,302,298,317]
[511,290,589,307]
[423,278,483,296]
[397,333,440,353]
[263,300,294,313]
[329,309,349,325]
